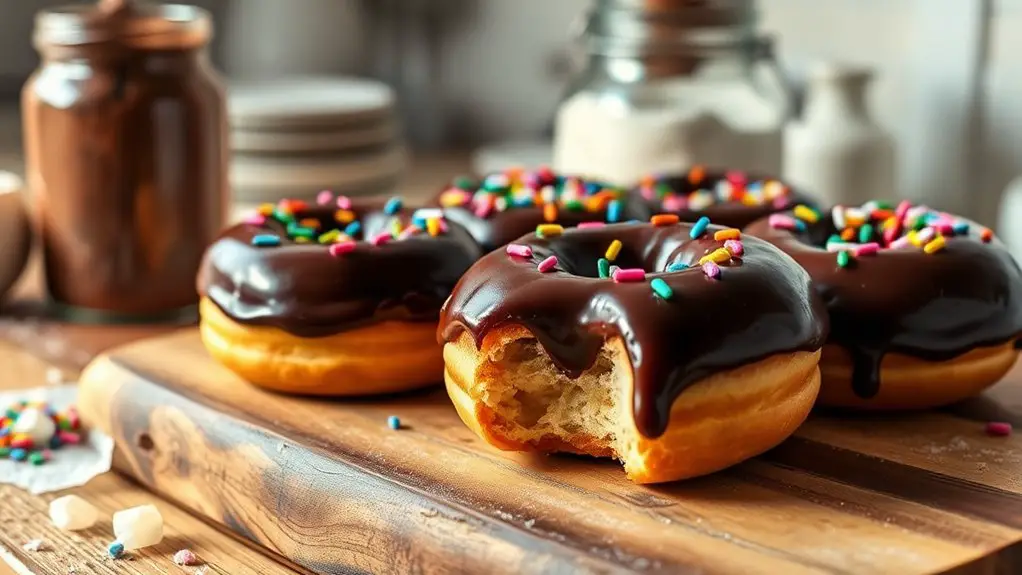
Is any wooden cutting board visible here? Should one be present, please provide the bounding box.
[77,329,1022,575]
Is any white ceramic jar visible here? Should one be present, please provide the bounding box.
[784,63,896,207]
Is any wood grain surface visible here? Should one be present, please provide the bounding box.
[77,329,1022,575]
[0,338,308,575]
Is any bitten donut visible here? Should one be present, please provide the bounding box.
[746,201,1022,409]
[438,217,828,483]
[629,167,812,229]
[433,168,636,252]
[198,194,482,395]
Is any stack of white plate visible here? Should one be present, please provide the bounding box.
[228,76,407,204]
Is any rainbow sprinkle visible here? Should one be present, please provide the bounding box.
[702,261,721,279]
[714,229,740,241]
[613,268,645,283]
[605,240,622,262]
[316,190,333,205]
[251,234,280,247]
[536,224,564,238]
[667,262,689,272]
[724,239,744,256]
[651,214,680,227]
[384,197,403,215]
[793,205,819,223]
[837,251,852,268]
[650,278,673,300]
[598,258,611,278]
[699,248,732,266]
[690,216,711,239]
[329,241,356,256]
[537,255,558,273]
[506,244,533,258]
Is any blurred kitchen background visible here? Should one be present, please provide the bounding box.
[1,0,1020,229]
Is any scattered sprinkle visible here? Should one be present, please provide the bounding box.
[985,421,1012,437]
[837,251,852,268]
[336,195,352,209]
[506,244,533,258]
[343,221,361,237]
[174,549,199,566]
[370,232,392,246]
[612,268,646,283]
[605,240,623,262]
[598,258,611,278]
[667,262,689,272]
[316,190,333,205]
[690,216,711,239]
[328,241,357,257]
[108,541,125,559]
[981,228,993,243]
[335,209,356,224]
[578,221,605,229]
[251,234,280,247]
[387,416,401,430]
[724,239,744,256]
[713,229,740,241]
[536,224,564,238]
[650,278,673,300]
[650,214,680,227]
[537,256,558,273]
[702,261,721,279]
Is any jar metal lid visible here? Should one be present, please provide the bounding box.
[579,0,756,57]
[33,3,211,50]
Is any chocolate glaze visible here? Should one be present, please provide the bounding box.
[745,213,1022,398]
[199,201,482,337]
[630,170,813,229]
[439,222,828,437]
[431,175,638,253]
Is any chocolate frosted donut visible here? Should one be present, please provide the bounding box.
[200,196,481,336]
[198,194,482,395]
[746,201,1022,408]
[432,169,637,252]
[630,167,812,229]
[439,218,827,482]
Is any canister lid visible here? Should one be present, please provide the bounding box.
[581,0,756,57]
[33,1,211,50]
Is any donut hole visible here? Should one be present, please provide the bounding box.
[548,239,651,278]
[484,338,633,460]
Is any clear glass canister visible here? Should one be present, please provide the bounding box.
[22,3,228,322]
[553,0,791,187]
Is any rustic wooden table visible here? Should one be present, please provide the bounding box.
[0,153,471,575]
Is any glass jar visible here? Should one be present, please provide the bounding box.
[22,3,228,322]
[553,0,791,187]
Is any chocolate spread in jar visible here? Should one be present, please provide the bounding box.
[22,1,227,321]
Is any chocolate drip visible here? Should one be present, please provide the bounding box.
[745,213,1022,399]
[847,347,884,399]
[198,202,483,337]
[439,223,828,437]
